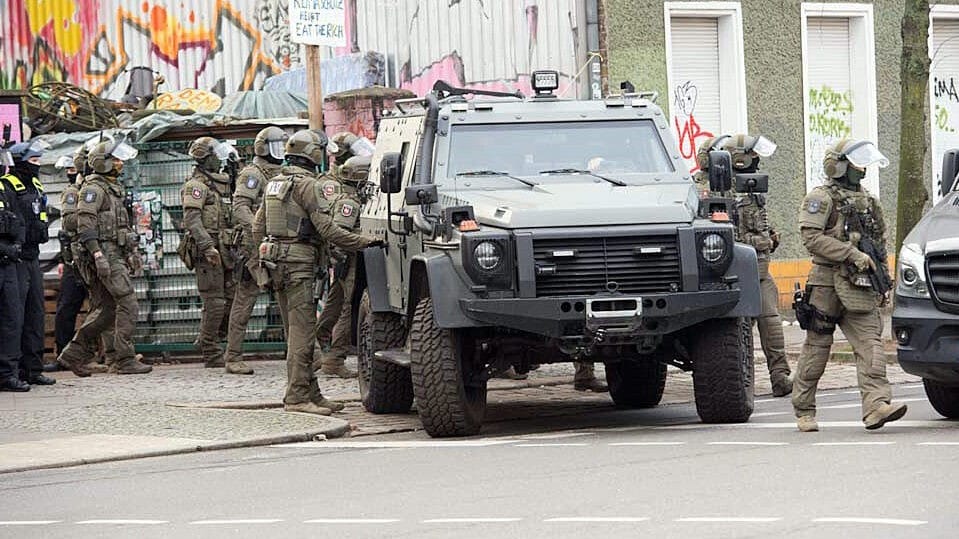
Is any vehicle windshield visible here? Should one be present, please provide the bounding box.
[444,119,675,182]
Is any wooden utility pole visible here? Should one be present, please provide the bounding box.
[896,0,931,253]
[306,45,324,130]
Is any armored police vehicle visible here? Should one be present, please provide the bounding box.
[893,152,959,418]
[354,71,762,437]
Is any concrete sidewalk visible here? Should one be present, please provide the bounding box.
[0,316,916,474]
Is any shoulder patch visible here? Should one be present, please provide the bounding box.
[806,199,821,214]
[83,190,96,203]
[323,182,337,198]
[245,176,259,190]
[341,203,355,217]
[65,193,77,205]
[192,187,203,200]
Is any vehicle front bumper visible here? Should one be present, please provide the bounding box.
[893,295,959,383]
[460,289,740,339]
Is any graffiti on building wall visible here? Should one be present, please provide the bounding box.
[932,76,959,203]
[672,81,714,174]
[806,84,853,191]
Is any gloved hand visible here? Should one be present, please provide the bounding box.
[850,249,876,272]
[127,252,144,277]
[770,230,781,253]
[366,237,385,248]
[203,246,221,266]
[94,251,111,278]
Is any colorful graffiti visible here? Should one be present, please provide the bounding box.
[806,84,853,191]
[933,75,959,203]
[671,81,714,174]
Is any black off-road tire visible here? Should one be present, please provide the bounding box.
[690,317,755,423]
[923,378,959,419]
[410,297,487,437]
[605,360,668,408]
[357,291,413,414]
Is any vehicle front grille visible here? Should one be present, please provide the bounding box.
[927,252,959,309]
[532,235,681,297]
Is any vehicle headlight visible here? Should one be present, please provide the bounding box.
[473,241,503,271]
[897,243,929,299]
[701,233,727,263]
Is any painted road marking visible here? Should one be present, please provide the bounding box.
[608,442,686,446]
[304,519,400,524]
[274,440,518,449]
[545,517,650,523]
[820,398,926,410]
[813,442,896,446]
[813,518,926,526]
[76,520,167,525]
[514,443,589,447]
[521,432,595,440]
[675,517,782,523]
[191,519,283,525]
[918,442,959,446]
[655,421,950,430]
[0,521,60,525]
[707,442,789,446]
[423,518,522,523]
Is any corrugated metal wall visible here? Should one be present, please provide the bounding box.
[2,0,587,100]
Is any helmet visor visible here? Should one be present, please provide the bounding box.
[110,142,139,161]
[326,139,340,156]
[349,137,375,157]
[55,155,75,169]
[751,136,777,157]
[267,140,286,160]
[213,142,235,161]
[844,141,889,169]
[84,135,112,152]
[0,150,12,167]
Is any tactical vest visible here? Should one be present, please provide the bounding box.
[264,173,310,241]
[0,181,19,241]
[185,172,234,238]
[84,175,132,246]
[2,173,48,246]
[825,183,881,244]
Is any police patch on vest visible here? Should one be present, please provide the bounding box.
[266,181,283,196]
[83,191,96,203]
[806,199,821,214]
[192,187,203,200]
[323,183,336,198]
[66,193,77,205]
[245,176,258,189]
[341,204,354,217]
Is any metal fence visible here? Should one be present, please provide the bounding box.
[123,140,286,354]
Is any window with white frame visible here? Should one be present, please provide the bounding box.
[664,2,748,175]
[801,3,879,195]
[929,5,959,203]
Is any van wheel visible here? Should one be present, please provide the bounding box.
[690,317,755,423]
[410,297,486,437]
[357,291,413,414]
[923,378,959,418]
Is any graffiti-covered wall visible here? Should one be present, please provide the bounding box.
[1,0,587,100]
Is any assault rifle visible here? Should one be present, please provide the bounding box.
[843,205,893,295]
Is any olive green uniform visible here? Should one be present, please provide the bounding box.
[59,175,138,368]
[181,170,235,365]
[315,177,362,370]
[253,165,373,405]
[793,180,892,420]
[224,157,282,365]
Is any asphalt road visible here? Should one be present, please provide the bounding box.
[2,382,957,539]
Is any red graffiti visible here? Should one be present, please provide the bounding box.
[675,114,714,173]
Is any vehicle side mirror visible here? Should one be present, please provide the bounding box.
[405,184,438,206]
[734,173,769,193]
[941,149,959,198]
[379,152,403,194]
[708,150,733,192]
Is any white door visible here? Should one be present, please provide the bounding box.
[930,18,959,203]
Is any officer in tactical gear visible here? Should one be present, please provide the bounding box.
[58,140,152,376]
[252,129,381,415]
[793,138,906,432]
[721,134,793,397]
[51,145,113,374]
[180,136,238,369]
[223,127,289,375]
[0,147,29,391]
[2,140,56,386]
[314,141,374,378]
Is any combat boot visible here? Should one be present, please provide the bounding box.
[313,396,345,412]
[574,378,609,392]
[864,402,908,430]
[85,362,110,374]
[319,364,356,379]
[204,356,226,368]
[797,415,819,432]
[56,355,92,378]
[771,373,794,398]
[225,361,254,375]
[115,355,153,375]
[285,402,332,416]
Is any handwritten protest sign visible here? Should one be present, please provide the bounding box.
[289,0,347,47]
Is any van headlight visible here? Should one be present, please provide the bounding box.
[696,229,733,275]
[462,234,512,289]
[473,241,503,271]
[701,233,727,263]
[897,243,929,299]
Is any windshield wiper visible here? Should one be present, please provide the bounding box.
[538,168,627,187]
[456,169,538,188]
